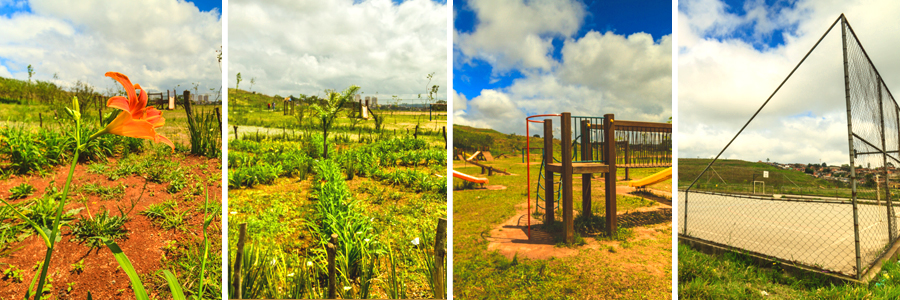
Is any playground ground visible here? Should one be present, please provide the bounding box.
[452,154,673,299]
[678,191,899,276]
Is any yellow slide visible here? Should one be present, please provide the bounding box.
[628,167,672,187]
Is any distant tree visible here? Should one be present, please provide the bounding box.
[236,72,242,90]
[841,164,851,172]
[766,158,770,163]
[250,77,256,92]
[27,64,34,83]
[822,162,827,168]
[312,86,360,159]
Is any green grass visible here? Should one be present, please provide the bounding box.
[69,207,129,249]
[678,242,900,299]
[453,155,672,299]
[78,182,125,201]
[8,183,35,200]
[228,135,447,298]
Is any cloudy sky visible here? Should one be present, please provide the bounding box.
[679,0,900,166]
[228,0,447,103]
[0,0,222,97]
[453,0,672,135]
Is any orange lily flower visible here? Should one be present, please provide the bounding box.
[101,72,174,149]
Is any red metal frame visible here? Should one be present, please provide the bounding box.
[524,114,561,238]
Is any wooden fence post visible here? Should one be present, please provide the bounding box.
[233,126,239,140]
[581,120,592,220]
[561,112,573,244]
[433,218,447,299]
[215,107,222,130]
[327,233,338,299]
[603,114,617,237]
[233,223,247,299]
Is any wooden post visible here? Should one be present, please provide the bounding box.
[233,223,247,299]
[581,120,592,220]
[183,91,192,114]
[543,119,554,225]
[624,142,631,180]
[233,126,239,140]
[433,218,447,299]
[414,125,419,139]
[561,112,573,243]
[39,113,42,128]
[214,107,222,130]
[604,114,617,237]
[327,233,338,299]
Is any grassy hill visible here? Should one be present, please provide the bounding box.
[453,124,544,157]
[228,88,283,108]
[679,158,844,194]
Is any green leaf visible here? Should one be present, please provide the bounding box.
[103,238,150,300]
[163,270,187,300]
[86,291,93,300]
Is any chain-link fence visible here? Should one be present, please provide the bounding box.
[680,15,900,279]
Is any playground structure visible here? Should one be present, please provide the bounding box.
[456,149,510,176]
[452,170,488,186]
[681,15,900,280]
[526,112,672,243]
[629,167,672,188]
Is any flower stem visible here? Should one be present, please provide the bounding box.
[32,146,79,299]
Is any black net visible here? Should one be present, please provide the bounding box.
[680,16,900,278]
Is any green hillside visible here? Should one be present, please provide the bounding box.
[453,124,544,157]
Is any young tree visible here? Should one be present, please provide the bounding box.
[312,85,360,159]
[236,72,242,90]
[27,64,34,83]
[250,77,256,92]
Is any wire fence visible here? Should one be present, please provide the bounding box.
[680,15,900,279]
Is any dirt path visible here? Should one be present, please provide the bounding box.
[484,193,672,260]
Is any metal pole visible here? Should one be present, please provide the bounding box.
[544,119,555,225]
[683,15,843,194]
[841,14,864,279]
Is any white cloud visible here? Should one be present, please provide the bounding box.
[679,0,900,165]
[455,0,584,73]
[454,89,525,134]
[228,0,447,101]
[0,0,221,96]
[453,89,467,111]
[454,1,672,136]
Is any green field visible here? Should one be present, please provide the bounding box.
[227,88,448,299]
[679,243,900,299]
[676,158,889,199]
[229,88,446,145]
[453,124,673,299]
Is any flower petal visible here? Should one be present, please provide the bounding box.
[134,83,148,112]
[155,134,175,150]
[105,72,136,109]
[107,96,131,112]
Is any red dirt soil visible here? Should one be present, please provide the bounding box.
[0,155,221,300]
[484,189,672,260]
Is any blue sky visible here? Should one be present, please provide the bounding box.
[453,0,673,134]
[0,0,221,18]
[455,0,671,102]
